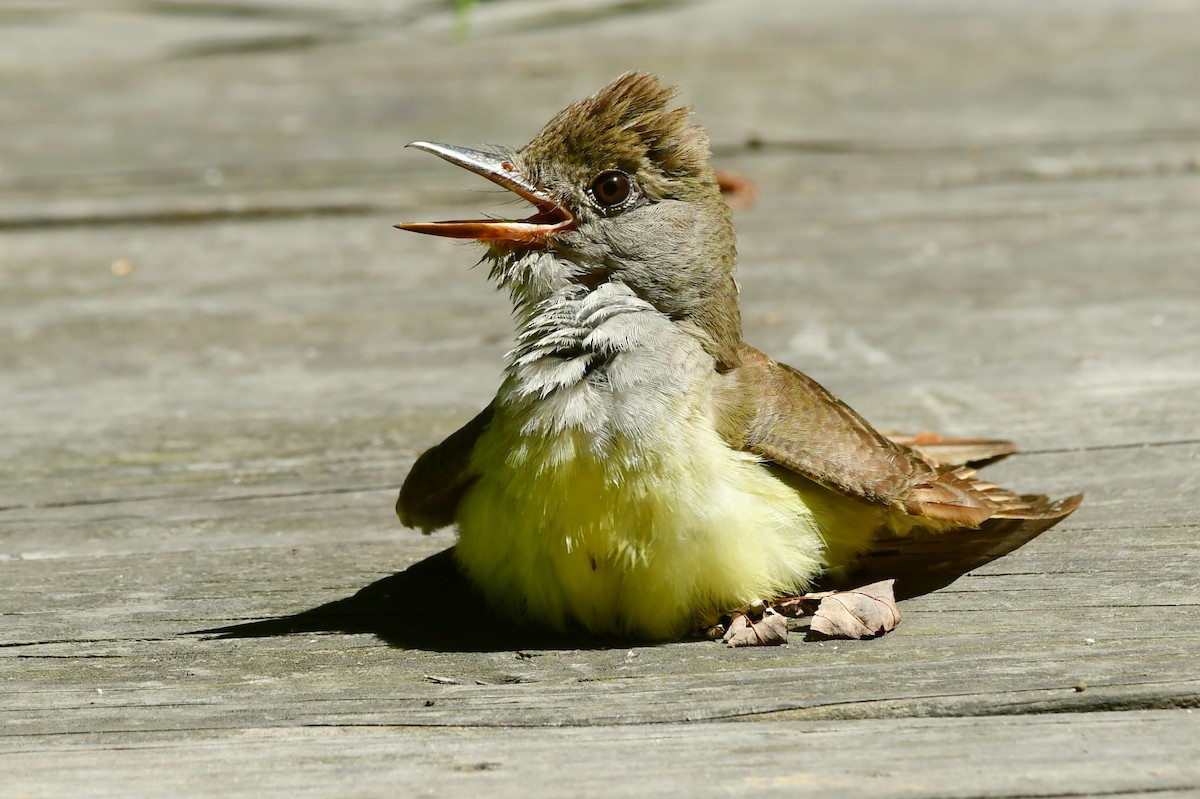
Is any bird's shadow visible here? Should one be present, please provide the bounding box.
[193,547,636,652]
[193,542,991,652]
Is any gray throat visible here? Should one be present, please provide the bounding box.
[500,282,714,444]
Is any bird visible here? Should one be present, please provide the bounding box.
[394,72,1081,641]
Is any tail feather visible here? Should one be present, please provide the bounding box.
[884,431,1019,469]
[826,493,1083,599]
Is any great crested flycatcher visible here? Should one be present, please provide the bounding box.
[394,73,1081,640]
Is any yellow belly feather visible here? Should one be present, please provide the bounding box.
[454,396,827,639]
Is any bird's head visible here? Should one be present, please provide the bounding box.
[398,72,742,366]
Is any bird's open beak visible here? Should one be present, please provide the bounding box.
[395,142,576,245]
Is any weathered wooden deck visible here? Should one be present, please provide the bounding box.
[3,0,1199,795]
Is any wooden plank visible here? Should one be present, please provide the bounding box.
[5,0,1200,220]
[2,0,1199,796]
[4,442,1197,734]
[3,713,1199,798]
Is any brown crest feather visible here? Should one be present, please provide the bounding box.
[521,72,715,196]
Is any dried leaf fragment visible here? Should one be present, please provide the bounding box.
[809,580,901,639]
[711,581,899,646]
[722,607,788,647]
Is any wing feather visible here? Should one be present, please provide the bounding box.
[396,402,494,533]
[725,345,1074,527]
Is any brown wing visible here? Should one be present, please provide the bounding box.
[723,345,1074,527]
[396,402,494,533]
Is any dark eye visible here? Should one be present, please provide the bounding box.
[589,170,631,208]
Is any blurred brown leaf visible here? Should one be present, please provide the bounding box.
[715,169,758,212]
